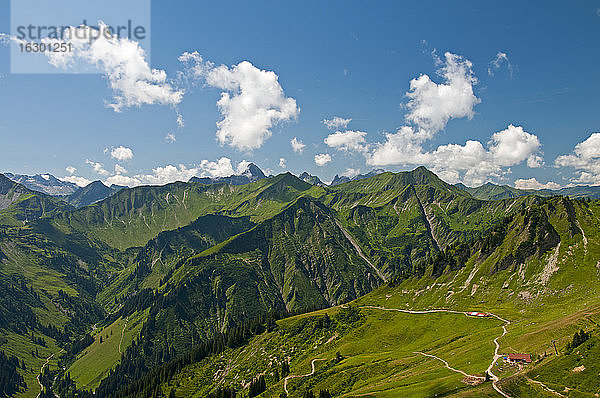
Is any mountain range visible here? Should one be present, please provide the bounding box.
[8,165,600,204]
[4,172,79,196]
[0,166,599,397]
[456,181,600,200]
[188,162,267,186]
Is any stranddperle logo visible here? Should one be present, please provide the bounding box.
[9,0,150,74]
[14,20,147,43]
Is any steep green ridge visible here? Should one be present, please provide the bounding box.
[81,196,384,396]
[0,176,130,397]
[322,167,534,277]
[458,182,532,201]
[0,224,111,397]
[142,196,600,397]
[50,173,321,250]
[98,214,256,303]
[193,197,383,309]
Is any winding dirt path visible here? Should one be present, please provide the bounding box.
[119,316,129,354]
[361,305,512,398]
[414,351,484,380]
[485,314,511,398]
[283,358,327,395]
[36,349,64,398]
[525,376,566,397]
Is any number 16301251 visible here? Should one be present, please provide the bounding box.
[19,42,72,53]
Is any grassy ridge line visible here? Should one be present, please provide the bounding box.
[50,174,321,250]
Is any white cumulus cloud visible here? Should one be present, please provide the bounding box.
[199,157,235,177]
[65,166,77,175]
[42,23,183,112]
[358,51,542,186]
[140,164,199,184]
[514,178,561,190]
[314,153,332,166]
[367,124,542,186]
[366,126,430,166]
[291,137,306,154]
[86,159,109,176]
[488,124,542,167]
[101,158,259,187]
[342,168,360,178]
[555,133,600,185]
[235,160,252,175]
[60,175,91,187]
[324,130,368,152]
[323,116,352,130]
[105,174,140,187]
[180,52,299,151]
[110,146,134,161]
[279,158,286,168]
[405,52,480,136]
[114,164,127,174]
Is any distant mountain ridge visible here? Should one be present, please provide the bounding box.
[0,173,71,224]
[4,172,79,195]
[330,169,386,186]
[298,171,326,186]
[6,165,600,202]
[65,180,122,208]
[459,181,600,200]
[188,162,266,185]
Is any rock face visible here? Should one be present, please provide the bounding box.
[4,172,79,196]
[299,172,326,186]
[330,169,386,186]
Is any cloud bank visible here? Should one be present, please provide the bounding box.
[555,133,600,185]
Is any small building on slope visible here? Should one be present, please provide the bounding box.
[507,353,532,364]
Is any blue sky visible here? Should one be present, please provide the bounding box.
[1,0,599,188]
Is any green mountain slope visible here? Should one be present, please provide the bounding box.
[135,195,600,398]
[2,167,600,398]
[458,182,532,201]
[322,167,534,277]
[50,173,322,251]
[84,197,384,395]
[0,174,71,226]
[0,224,111,397]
